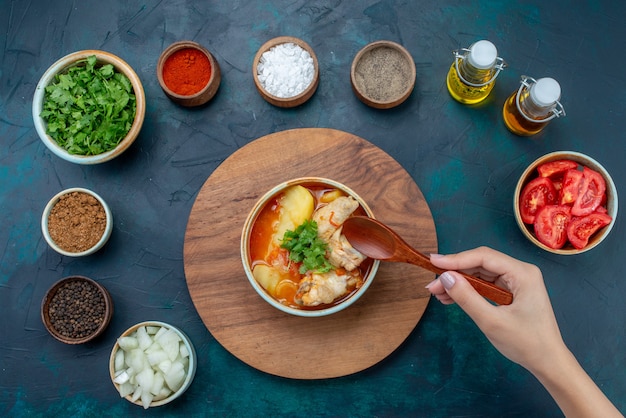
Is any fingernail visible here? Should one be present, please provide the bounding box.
[429,253,444,259]
[439,272,456,290]
[425,279,437,289]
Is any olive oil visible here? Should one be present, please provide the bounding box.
[502,76,565,136]
[446,61,496,104]
[446,40,505,105]
[502,92,546,136]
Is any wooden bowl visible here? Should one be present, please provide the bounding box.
[240,177,380,317]
[514,151,618,255]
[350,40,416,109]
[252,36,319,108]
[41,276,113,344]
[157,41,221,107]
[109,321,197,408]
[41,187,113,257]
[32,50,145,164]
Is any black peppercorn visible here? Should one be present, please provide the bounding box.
[48,279,106,339]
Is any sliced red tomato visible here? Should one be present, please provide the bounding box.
[533,205,572,249]
[566,213,612,249]
[595,205,608,214]
[559,169,583,205]
[537,159,579,178]
[571,167,606,216]
[519,177,558,224]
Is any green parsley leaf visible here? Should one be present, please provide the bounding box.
[40,55,136,155]
[280,220,333,274]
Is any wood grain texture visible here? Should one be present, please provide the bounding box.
[183,128,437,379]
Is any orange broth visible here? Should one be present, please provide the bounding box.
[249,184,373,309]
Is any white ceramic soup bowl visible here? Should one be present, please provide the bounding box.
[241,177,380,317]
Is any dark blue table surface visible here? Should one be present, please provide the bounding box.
[1,1,624,416]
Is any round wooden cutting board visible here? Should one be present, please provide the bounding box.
[184,128,437,379]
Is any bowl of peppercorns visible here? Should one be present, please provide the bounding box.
[41,187,113,257]
[41,275,113,344]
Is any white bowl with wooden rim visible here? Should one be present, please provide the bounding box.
[514,151,617,254]
[32,50,145,164]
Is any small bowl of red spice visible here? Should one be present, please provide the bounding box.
[41,187,113,257]
[41,275,113,344]
[157,41,221,107]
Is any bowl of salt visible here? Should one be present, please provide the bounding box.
[252,36,319,108]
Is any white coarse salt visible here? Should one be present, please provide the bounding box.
[257,42,315,98]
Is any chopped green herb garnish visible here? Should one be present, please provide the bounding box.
[280,220,332,274]
[40,55,136,155]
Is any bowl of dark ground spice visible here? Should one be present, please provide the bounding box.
[350,40,416,109]
[41,187,113,257]
[157,41,221,107]
[41,275,113,344]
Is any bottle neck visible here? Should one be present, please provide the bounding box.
[457,57,496,86]
[518,87,555,120]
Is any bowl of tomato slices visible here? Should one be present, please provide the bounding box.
[514,151,618,254]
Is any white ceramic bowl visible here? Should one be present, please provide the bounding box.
[41,187,113,257]
[514,151,618,254]
[109,321,197,408]
[241,177,380,317]
[32,50,146,164]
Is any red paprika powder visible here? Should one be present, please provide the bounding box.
[162,47,212,96]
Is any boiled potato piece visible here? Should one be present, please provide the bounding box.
[252,264,284,294]
[320,189,344,203]
[271,185,314,247]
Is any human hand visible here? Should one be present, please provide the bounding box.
[426,247,623,417]
[426,246,566,373]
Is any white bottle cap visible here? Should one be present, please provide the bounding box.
[530,78,561,107]
[467,40,498,69]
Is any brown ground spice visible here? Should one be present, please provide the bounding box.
[47,191,107,253]
[354,46,412,102]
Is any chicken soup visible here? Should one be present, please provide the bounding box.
[248,182,373,310]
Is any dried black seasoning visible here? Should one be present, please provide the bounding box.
[48,279,106,339]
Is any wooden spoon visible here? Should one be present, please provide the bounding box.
[342,216,513,305]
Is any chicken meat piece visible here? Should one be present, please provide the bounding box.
[327,227,366,271]
[295,269,364,306]
[313,196,359,241]
[312,196,366,271]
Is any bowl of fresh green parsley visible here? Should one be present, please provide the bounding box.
[33,50,146,164]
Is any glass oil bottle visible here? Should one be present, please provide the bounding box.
[502,76,565,136]
[446,40,506,104]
